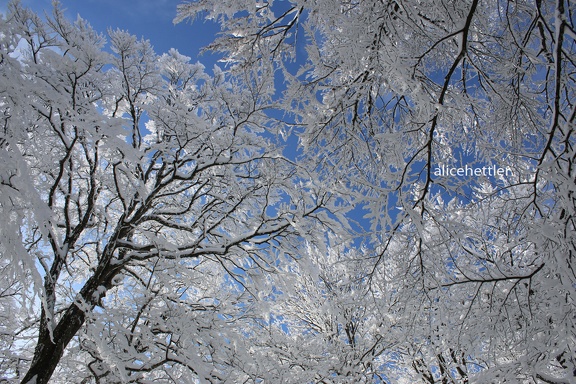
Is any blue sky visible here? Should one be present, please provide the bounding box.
[1,0,310,165]
[3,0,219,62]
[0,0,514,230]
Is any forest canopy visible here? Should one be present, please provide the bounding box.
[0,0,575,383]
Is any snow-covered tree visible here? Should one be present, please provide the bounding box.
[0,2,346,383]
[177,0,576,382]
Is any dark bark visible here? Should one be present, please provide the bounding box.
[21,302,87,384]
[21,225,127,384]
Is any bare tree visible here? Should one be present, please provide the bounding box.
[177,0,576,381]
[0,3,344,383]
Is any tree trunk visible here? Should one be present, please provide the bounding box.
[21,260,121,384]
[21,220,128,383]
[21,304,86,384]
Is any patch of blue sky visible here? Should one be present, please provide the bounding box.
[17,0,223,71]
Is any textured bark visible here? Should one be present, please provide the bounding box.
[21,304,86,384]
[21,246,122,384]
